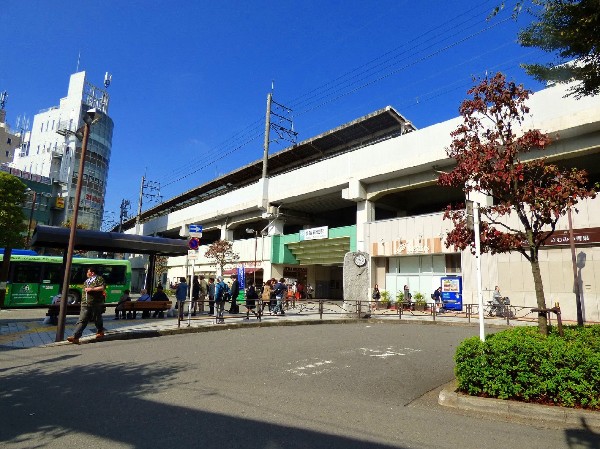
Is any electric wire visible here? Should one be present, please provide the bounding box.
[112,6,529,219]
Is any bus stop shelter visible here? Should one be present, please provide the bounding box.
[30,225,189,294]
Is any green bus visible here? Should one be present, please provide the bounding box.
[0,254,131,307]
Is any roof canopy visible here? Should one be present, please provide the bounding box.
[30,225,188,256]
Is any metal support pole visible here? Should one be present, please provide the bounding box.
[56,121,90,342]
[568,208,583,325]
[261,93,272,179]
[474,201,485,342]
[135,175,144,235]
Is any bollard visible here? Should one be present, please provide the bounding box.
[319,300,323,320]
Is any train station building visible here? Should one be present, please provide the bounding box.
[120,82,600,323]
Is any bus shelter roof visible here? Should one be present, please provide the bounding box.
[30,225,188,256]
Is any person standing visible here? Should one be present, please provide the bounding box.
[244,279,259,320]
[261,279,272,314]
[198,275,208,314]
[67,266,106,344]
[433,286,443,312]
[207,277,216,315]
[306,283,314,299]
[214,276,228,323]
[228,274,240,314]
[272,278,286,315]
[191,275,200,316]
[175,277,188,319]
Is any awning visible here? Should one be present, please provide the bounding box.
[286,236,350,265]
[30,225,189,256]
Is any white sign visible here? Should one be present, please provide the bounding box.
[300,226,328,241]
[188,250,199,260]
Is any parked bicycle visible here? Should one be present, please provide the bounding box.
[486,296,513,318]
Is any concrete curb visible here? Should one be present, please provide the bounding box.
[439,387,600,429]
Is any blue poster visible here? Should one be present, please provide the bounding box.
[237,266,245,301]
[441,276,462,311]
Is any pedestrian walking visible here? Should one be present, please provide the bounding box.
[67,266,106,344]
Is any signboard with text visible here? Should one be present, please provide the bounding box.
[300,226,328,241]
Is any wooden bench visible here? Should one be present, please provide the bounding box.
[122,300,172,318]
[45,303,117,324]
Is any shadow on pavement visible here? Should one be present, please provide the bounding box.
[564,417,600,448]
[0,352,404,448]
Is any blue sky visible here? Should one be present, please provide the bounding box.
[0,1,549,230]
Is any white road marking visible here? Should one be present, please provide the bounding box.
[359,346,421,358]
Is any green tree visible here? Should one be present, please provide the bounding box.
[438,73,596,335]
[496,1,600,98]
[204,239,239,274]
[0,173,28,308]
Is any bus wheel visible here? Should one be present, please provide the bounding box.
[67,291,81,304]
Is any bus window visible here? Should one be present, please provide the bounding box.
[101,265,126,285]
[42,264,62,284]
[13,263,42,283]
[70,265,87,284]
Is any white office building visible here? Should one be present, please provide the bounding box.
[11,71,113,230]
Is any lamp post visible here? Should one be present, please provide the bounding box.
[246,228,258,284]
[56,109,102,342]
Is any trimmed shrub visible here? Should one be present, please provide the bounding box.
[455,325,600,409]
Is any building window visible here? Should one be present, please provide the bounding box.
[6,137,11,144]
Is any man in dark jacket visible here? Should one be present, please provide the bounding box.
[228,274,240,313]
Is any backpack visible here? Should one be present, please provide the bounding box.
[217,282,230,302]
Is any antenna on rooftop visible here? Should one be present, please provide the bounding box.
[104,72,112,88]
[76,51,81,72]
[0,91,7,109]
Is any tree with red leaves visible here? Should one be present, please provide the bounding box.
[204,239,240,275]
[438,72,596,335]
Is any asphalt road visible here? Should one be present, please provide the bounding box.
[1,322,598,448]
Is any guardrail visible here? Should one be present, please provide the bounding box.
[171,298,545,328]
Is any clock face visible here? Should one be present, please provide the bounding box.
[354,254,367,267]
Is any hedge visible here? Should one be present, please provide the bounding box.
[455,325,600,409]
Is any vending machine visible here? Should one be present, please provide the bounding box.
[440,276,462,311]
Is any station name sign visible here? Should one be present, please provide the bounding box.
[546,227,600,246]
[300,226,328,241]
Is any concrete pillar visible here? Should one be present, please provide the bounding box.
[265,219,284,236]
[356,199,374,252]
[220,226,234,241]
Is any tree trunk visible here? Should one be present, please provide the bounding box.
[0,247,12,309]
[530,253,549,336]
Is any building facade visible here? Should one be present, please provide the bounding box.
[10,71,113,230]
[0,107,21,166]
[121,83,600,322]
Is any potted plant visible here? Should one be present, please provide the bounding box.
[413,292,427,311]
[380,290,391,309]
[395,291,405,310]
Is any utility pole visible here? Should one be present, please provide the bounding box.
[261,91,298,180]
[135,175,162,235]
[118,199,130,233]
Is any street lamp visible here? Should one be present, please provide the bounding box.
[246,228,258,284]
[56,108,102,342]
